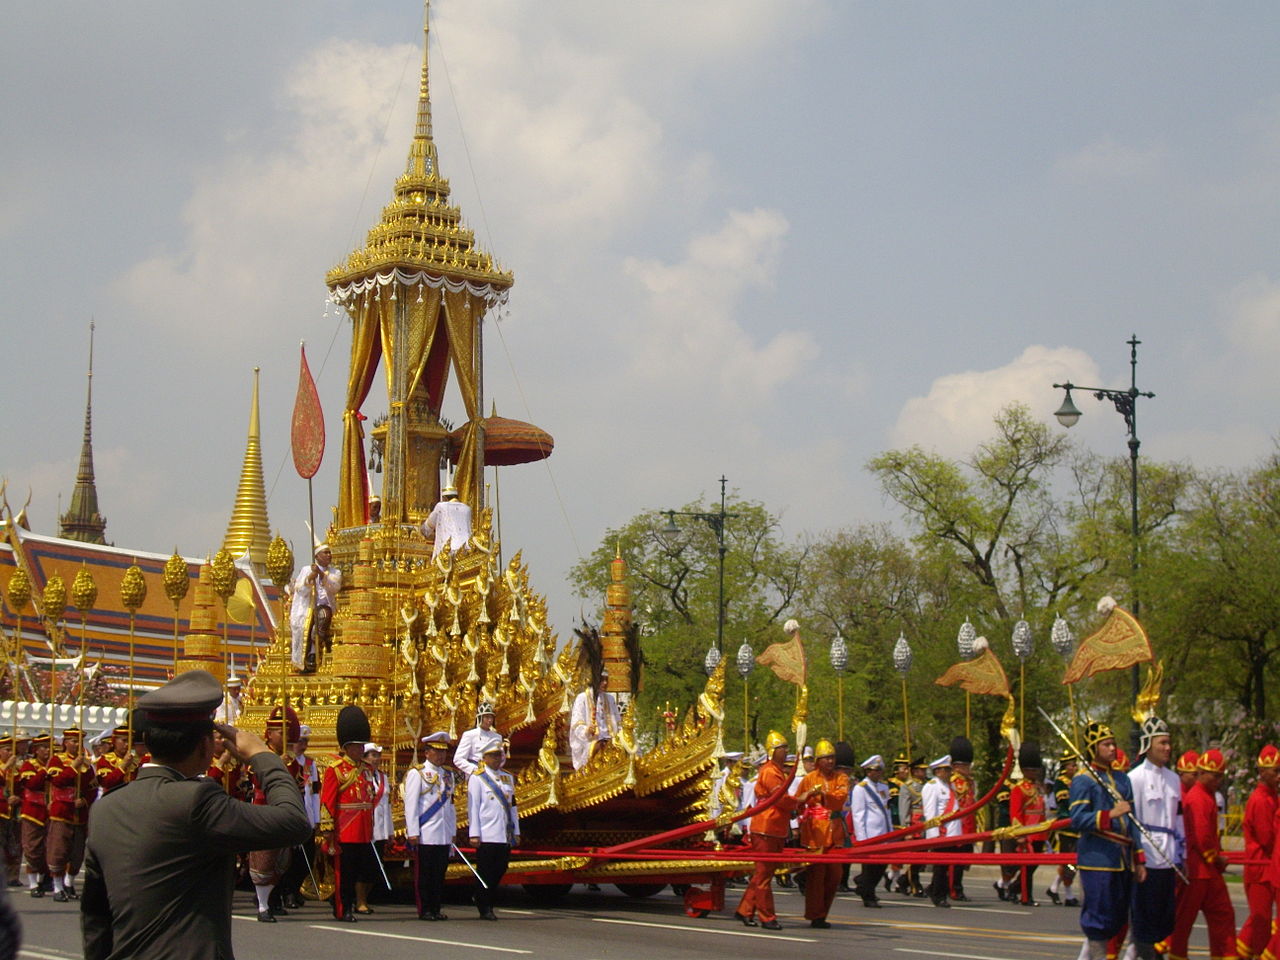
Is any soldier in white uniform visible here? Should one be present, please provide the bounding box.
[403,732,457,921]
[290,544,343,672]
[851,754,894,908]
[454,703,503,776]
[467,743,519,921]
[421,485,472,559]
[922,754,961,908]
[569,670,622,770]
[213,665,243,725]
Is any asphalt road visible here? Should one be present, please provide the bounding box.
[14,869,1246,960]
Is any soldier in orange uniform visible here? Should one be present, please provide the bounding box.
[734,730,806,931]
[797,739,850,928]
[18,732,52,896]
[46,728,95,902]
[1239,745,1279,960]
[321,705,376,922]
[1009,742,1047,906]
[93,727,136,795]
[1168,748,1238,960]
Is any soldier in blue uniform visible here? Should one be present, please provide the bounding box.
[1067,721,1147,960]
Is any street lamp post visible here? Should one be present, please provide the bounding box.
[1053,334,1155,747]
[662,475,738,657]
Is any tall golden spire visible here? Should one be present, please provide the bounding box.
[59,321,107,543]
[325,0,511,287]
[222,367,271,568]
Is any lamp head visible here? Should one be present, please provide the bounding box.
[661,512,680,536]
[1054,385,1082,428]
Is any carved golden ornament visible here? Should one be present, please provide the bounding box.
[120,563,147,612]
[72,564,98,613]
[43,573,67,621]
[7,569,30,611]
[163,551,189,604]
[266,534,294,588]
[183,635,224,660]
[210,549,236,601]
[1131,661,1164,725]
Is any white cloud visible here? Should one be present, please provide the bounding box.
[1052,138,1165,181]
[890,345,1102,457]
[620,208,817,402]
[1219,274,1280,388]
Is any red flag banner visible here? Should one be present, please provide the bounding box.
[1062,600,1153,685]
[291,343,325,479]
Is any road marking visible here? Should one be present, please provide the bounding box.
[850,917,1078,944]
[591,917,816,943]
[21,951,82,960]
[871,899,1031,916]
[309,924,533,954]
[896,949,1031,960]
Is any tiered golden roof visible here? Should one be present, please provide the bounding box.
[325,14,511,290]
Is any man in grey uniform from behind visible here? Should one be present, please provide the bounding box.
[81,670,313,960]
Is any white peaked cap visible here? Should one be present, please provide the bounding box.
[929,754,952,770]
[226,656,242,685]
[297,724,311,739]
[860,754,885,769]
[363,742,382,754]
[422,731,451,745]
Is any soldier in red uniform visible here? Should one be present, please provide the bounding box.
[18,732,51,896]
[0,736,21,885]
[249,706,302,922]
[1239,745,1279,960]
[1176,751,1199,797]
[949,736,977,901]
[1009,742,1047,906]
[93,726,136,794]
[321,705,376,922]
[1168,748,1238,960]
[46,727,96,901]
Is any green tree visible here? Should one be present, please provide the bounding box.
[569,494,809,745]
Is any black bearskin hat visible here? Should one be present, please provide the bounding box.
[336,705,371,746]
[949,735,974,765]
[1018,741,1043,770]
[834,740,857,770]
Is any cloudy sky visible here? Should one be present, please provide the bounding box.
[3,2,1279,633]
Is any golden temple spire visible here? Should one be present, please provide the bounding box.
[59,321,107,544]
[222,367,271,569]
[406,1,439,179]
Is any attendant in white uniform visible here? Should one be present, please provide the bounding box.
[468,744,519,920]
[290,544,343,671]
[1127,717,1184,957]
[403,732,457,922]
[922,755,960,907]
[569,670,622,770]
[455,703,503,776]
[421,484,472,559]
[851,754,894,907]
[213,666,243,725]
[293,726,321,826]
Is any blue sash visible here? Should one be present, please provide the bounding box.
[478,770,517,844]
[859,780,892,826]
[417,769,453,830]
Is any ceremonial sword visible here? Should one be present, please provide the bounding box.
[1036,706,1187,884]
[451,842,487,889]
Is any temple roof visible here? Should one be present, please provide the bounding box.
[326,5,512,291]
[221,367,272,567]
[59,322,107,544]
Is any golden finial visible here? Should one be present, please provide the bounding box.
[1131,661,1165,724]
[120,562,147,613]
[7,569,30,611]
[43,572,67,621]
[221,367,272,566]
[72,563,98,613]
[210,549,236,602]
[163,550,189,604]
[266,533,294,588]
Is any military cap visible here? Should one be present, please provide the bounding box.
[336,705,371,746]
[62,727,84,738]
[1018,741,1043,770]
[135,670,222,725]
[481,741,505,756]
[929,754,952,771]
[111,725,130,738]
[0,736,12,748]
[266,705,301,743]
[860,754,885,770]
[893,753,911,767]
[834,740,858,770]
[422,731,452,747]
[949,736,974,764]
[31,733,52,747]
[801,744,816,760]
